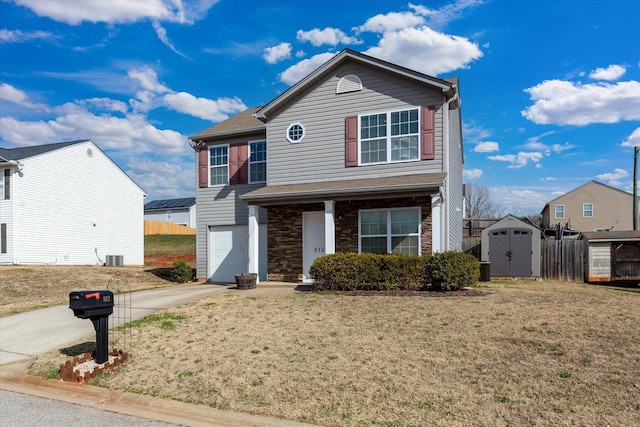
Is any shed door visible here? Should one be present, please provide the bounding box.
[489,228,532,277]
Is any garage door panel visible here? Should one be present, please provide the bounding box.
[208,226,245,283]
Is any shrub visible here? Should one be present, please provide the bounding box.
[424,251,479,291]
[170,261,193,283]
[309,253,425,291]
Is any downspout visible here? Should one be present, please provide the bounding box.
[441,87,459,251]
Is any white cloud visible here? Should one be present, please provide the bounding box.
[491,186,550,215]
[474,141,499,152]
[589,64,626,81]
[296,27,360,47]
[0,29,56,43]
[126,157,194,199]
[279,52,337,85]
[0,83,48,110]
[78,97,128,114]
[12,0,217,25]
[522,80,640,125]
[463,168,483,179]
[163,92,246,122]
[488,152,543,169]
[152,20,189,58]
[0,116,56,145]
[354,11,425,34]
[621,127,640,147]
[263,43,292,64]
[364,26,482,76]
[127,66,170,93]
[596,168,629,186]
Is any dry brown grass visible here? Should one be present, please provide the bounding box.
[30,280,640,427]
[0,265,175,317]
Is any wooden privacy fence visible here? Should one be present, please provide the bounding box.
[540,239,588,281]
[144,220,196,236]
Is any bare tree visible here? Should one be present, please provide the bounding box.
[464,183,505,218]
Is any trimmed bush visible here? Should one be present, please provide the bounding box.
[170,261,193,283]
[309,253,425,291]
[424,251,480,291]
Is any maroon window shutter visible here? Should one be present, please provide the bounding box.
[229,144,239,185]
[345,116,358,167]
[421,106,435,160]
[198,147,209,188]
[238,143,248,184]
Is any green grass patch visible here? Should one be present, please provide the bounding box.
[120,312,186,330]
[145,235,195,256]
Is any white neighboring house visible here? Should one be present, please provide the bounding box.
[144,197,196,228]
[0,140,146,265]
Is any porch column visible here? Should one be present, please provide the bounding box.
[247,205,259,275]
[431,193,442,253]
[324,200,336,255]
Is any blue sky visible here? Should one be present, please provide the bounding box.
[1,0,639,215]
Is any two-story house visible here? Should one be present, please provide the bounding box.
[541,180,638,233]
[190,49,464,283]
[0,140,145,265]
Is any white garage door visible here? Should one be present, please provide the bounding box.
[208,225,245,283]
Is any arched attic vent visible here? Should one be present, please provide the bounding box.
[336,74,362,94]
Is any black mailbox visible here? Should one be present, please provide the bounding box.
[69,290,114,364]
[69,290,114,319]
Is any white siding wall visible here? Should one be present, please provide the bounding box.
[0,167,15,264]
[144,208,193,226]
[13,141,144,265]
[266,62,446,186]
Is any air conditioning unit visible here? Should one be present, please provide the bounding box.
[105,255,124,267]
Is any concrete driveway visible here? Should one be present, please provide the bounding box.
[0,283,236,365]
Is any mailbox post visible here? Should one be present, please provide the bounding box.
[69,290,114,364]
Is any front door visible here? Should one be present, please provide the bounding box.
[302,211,325,282]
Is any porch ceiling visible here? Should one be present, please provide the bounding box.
[240,173,446,205]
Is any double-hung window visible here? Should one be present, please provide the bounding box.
[360,108,419,164]
[554,205,565,219]
[209,146,228,186]
[583,203,593,218]
[249,140,266,183]
[2,169,9,200]
[359,208,421,256]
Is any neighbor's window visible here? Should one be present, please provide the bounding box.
[286,123,305,143]
[209,146,228,186]
[166,210,172,221]
[359,208,420,256]
[3,169,9,200]
[554,204,565,219]
[1,223,6,254]
[360,108,419,164]
[583,203,593,218]
[249,140,266,183]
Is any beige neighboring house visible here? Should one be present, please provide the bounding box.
[541,180,638,233]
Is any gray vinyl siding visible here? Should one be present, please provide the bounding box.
[447,106,464,250]
[195,183,266,278]
[266,62,446,186]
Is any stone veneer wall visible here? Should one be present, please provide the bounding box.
[266,196,432,281]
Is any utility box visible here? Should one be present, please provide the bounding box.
[105,255,123,267]
[69,290,114,364]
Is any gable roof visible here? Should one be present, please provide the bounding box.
[541,180,635,213]
[0,140,88,163]
[255,49,458,122]
[144,197,196,210]
[190,106,264,140]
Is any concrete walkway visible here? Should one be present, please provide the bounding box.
[0,282,319,427]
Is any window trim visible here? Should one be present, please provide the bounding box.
[358,207,422,255]
[583,203,593,218]
[249,139,266,183]
[358,107,420,166]
[209,144,229,187]
[286,123,305,144]
[554,204,565,219]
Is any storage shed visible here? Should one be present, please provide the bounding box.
[580,231,640,283]
[481,215,541,277]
